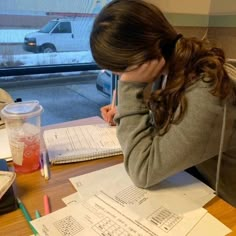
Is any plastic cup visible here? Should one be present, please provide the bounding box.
[1,100,43,173]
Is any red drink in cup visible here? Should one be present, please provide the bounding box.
[10,132,41,173]
[1,101,43,173]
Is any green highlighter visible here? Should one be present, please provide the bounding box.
[17,198,39,236]
[35,209,41,219]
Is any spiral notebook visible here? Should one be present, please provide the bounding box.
[43,124,122,164]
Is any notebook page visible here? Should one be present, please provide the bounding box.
[43,124,122,164]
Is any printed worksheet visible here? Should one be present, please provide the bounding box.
[31,192,206,236]
[32,194,149,236]
[68,163,215,207]
[31,163,212,236]
[31,163,231,236]
[61,164,230,236]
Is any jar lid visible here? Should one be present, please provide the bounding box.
[1,100,43,119]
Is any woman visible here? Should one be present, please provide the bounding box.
[90,0,236,206]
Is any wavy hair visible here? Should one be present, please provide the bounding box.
[90,0,236,135]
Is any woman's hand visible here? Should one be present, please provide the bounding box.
[120,58,165,83]
[100,104,117,126]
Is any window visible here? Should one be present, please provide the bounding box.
[40,21,58,33]
[0,1,112,126]
[52,22,72,34]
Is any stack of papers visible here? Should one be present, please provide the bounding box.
[31,164,231,236]
[0,170,16,199]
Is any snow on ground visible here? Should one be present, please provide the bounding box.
[1,51,94,66]
[0,29,94,66]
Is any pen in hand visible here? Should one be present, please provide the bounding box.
[111,89,116,109]
[105,89,116,126]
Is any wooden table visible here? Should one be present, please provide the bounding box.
[0,117,236,236]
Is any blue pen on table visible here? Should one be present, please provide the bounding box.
[17,198,38,236]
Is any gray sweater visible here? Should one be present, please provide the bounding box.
[114,79,236,207]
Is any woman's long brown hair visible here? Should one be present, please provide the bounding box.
[90,0,236,135]
[150,37,236,135]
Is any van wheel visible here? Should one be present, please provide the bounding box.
[41,44,56,53]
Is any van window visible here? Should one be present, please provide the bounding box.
[52,22,72,33]
[39,21,58,33]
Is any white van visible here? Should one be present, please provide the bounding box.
[23,17,95,53]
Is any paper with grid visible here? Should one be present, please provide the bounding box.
[43,124,122,164]
[30,164,216,236]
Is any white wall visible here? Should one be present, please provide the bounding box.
[148,0,236,15]
[147,0,211,14]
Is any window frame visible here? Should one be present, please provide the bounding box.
[0,63,99,77]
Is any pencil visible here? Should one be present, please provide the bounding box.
[43,194,50,215]
[111,89,116,109]
[17,198,38,235]
[42,151,49,180]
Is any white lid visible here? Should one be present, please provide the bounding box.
[1,100,43,119]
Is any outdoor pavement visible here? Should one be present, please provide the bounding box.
[2,74,110,126]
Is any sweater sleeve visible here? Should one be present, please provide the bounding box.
[114,80,223,188]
